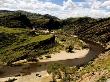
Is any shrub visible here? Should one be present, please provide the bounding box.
[65,45,73,53]
[47,63,78,82]
[45,55,51,58]
[5,78,17,82]
[26,57,38,62]
[47,63,65,82]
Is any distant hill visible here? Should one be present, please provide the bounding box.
[0,10,62,29]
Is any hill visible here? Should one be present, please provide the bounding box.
[0,10,62,30]
[0,26,55,65]
[0,10,110,82]
[63,17,110,50]
[0,10,110,63]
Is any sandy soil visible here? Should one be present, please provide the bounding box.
[40,50,89,62]
[0,42,103,82]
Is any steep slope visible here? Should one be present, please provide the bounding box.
[0,26,55,65]
[63,17,110,50]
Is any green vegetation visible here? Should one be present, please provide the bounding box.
[0,26,54,65]
[63,17,110,48]
[0,10,109,47]
[47,63,78,82]
[0,10,110,82]
[0,10,62,29]
[47,53,110,82]
[55,29,85,50]
[46,16,110,81]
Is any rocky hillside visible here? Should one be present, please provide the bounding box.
[63,17,110,50]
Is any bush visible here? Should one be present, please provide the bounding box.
[26,57,38,62]
[5,78,17,82]
[47,63,78,82]
[65,45,73,53]
[45,55,51,58]
[47,63,65,82]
